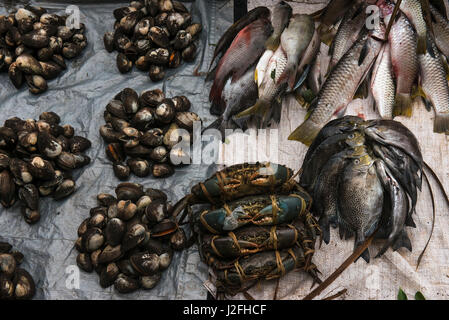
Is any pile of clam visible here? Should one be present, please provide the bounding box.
[0,112,91,224]
[101,87,200,180]
[0,241,36,300]
[0,5,88,94]
[75,183,186,293]
[104,0,201,81]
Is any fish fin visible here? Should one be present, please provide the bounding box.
[288,118,321,146]
[433,112,449,133]
[271,95,283,124]
[405,214,416,228]
[353,78,369,100]
[416,33,427,55]
[318,24,336,46]
[206,64,218,82]
[235,100,270,119]
[354,234,370,263]
[392,230,412,252]
[254,68,258,85]
[318,216,331,245]
[358,41,369,66]
[292,64,311,91]
[393,94,413,117]
[265,35,280,51]
[210,101,224,116]
[209,78,225,107]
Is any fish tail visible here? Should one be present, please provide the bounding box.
[209,78,225,106]
[288,119,321,146]
[392,230,412,252]
[235,99,270,119]
[433,112,449,133]
[354,234,370,263]
[265,35,280,51]
[318,216,331,245]
[393,93,413,117]
[416,32,427,55]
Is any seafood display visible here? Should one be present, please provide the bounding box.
[0,241,36,300]
[207,1,318,131]
[75,183,184,294]
[176,162,321,294]
[104,0,202,81]
[0,112,91,224]
[0,5,87,94]
[100,87,200,180]
[289,0,449,144]
[300,116,424,262]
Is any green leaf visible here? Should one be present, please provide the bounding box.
[398,288,408,300]
[415,291,426,300]
[271,68,276,81]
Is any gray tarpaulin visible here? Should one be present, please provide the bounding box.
[0,0,234,300]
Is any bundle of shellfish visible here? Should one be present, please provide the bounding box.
[175,162,321,295]
[100,87,200,180]
[75,183,186,294]
[0,112,91,224]
[0,5,88,94]
[0,241,36,300]
[300,116,424,262]
[104,0,202,81]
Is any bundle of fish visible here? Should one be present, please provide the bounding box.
[300,116,425,262]
[75,183,186,294]
[0,5,87,94]
[0,241,36,300]
[290,0,449,145]
[174,162,321,295]
[100,87,200,180]
[206,2,319,134]
[0,112,91,224]
[104,0,202,81]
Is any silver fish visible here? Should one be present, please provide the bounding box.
[395,0,428,54]
[289,30,383,146]
[389,13,419,117]
[265,1,292,50]
[430,4,449,59]
[418,36,449,133]
[370,43,395,119]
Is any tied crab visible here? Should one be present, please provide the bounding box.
[176,162,321,295]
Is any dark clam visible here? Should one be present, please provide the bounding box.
[121,88,139,114]
[37,47,54,61]
[127,158,151,177]
[100,124,123,143]
[77,253,93,272]
[37,132,62,158]
[21,30,49,48]
[145,188,167,202]
[113,163,131,181]
[18,184,39,210]
[181,42,197,62]
[114,273,140,293]
[104,32,115,52]
[0,253,17,278]
[140,128,164,147]
[135,55,151,71]
[39,112,60,124]
[100,262,120,288]
[115,183,144,202]
[131,108,154,130]
[186,23,202,38]
[151,218,177,237]
[130,252,159,275]
[168,50,181,68]
[49,36,63,53]
[0,170,16,208]
[8,62,24,89]
[39,61,62,80]
[155,99,175,123]
[172,95,191,112]
[150,145,168,163]
[140,273,161,289]
[21,207,40,224]
[169,228,186,251]
[56,152,90,170]
[175,111,201,131]
[69,136,91,154]
[105,218,126,246]
[106,143,125,163]
[25,75,47,94]
[97,193,117,207]
[124,144,152,158]
[145,200,167,224]
[149,26,170,47]
[82,228,105,253]
[152,163,174,178]
[62,42,82,59]
[173,30,192,50]
[139,89,165,107]
[145,47,169,65]
[98,245,123,264]
[29,156,55,180]
[117,200,137,220]
[12,268,35,300]
[117,53,132,73]
[122,223,146,251]
[53,179,76,200]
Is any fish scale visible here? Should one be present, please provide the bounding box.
[430,4,449,59]
[371,43,395,119]
[418,37,449,133]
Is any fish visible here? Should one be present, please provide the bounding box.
[255,49,274,88]
[418,36,449,133]
[235,14,315,123]
[370,43,396,119]
[395,0,428,54]
[429,4,449,59]
[316,0,357,44]
[313,146,367,244]
[388,13,419,117]
[289,30,383,146]
[300,130,365,192]
[265,1,292,50]
[205,65,258,140]
[280,14,315,89]
[297,25,321,81]
[208,6,271,72]
[307,51,323,95]
[375,160,409,257]
[209,18,273,108]
[327,2,367,73]
[337,153,384,262]
[363,119,423,171]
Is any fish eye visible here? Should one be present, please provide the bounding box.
[348,133,355,139]
[354,159,360,164]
